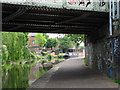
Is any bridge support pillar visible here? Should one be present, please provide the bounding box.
[85,23,120,80]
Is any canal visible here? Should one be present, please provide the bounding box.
[2,62,51,89]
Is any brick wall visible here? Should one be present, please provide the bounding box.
[27,36,38,47]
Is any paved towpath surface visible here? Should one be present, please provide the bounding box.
[28,57,119,89]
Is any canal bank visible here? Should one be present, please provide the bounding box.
[2,57,66,89]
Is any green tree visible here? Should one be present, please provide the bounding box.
[23,32,29,45]
[45,39,52,49]
[2,32,30,63]
[35,33,47,47]
[52,38,58,48]
[45,38,58,49]
[43,33,49,40]
[2,47,7,63]
[59,36,72,53]
[65,34,84,46]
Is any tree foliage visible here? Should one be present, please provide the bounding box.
[45,38,58,49]
[52,38,59,48]
[35,33,47,47]
[43,33,49,40]
[59,36,72,53]
[2,32,30,62]
[65,34,84,45]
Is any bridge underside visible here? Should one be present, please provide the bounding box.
[2,3,109,34]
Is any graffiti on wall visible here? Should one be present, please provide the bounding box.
[114,38,119,56]
[67,0,91,7]
[85,37,120,78]
[67,0,106,7]
[99,0,105,7]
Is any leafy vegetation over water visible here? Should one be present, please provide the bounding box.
[2,65,30,88]
[2,64,52,89]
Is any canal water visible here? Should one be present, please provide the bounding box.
[2,63,50,89]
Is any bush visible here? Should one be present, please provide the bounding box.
[36,56,41,59]
[52,49,55,52]
[41,51,45,56]
[44,49,47,52]
[31,60,35,63]
[57,55,64,59]
[41,60,47,64]
[48,54,52,61]
[114,79,120,84]
[41,51,48,56]
[30,53,37,59]
[38,53,41,55]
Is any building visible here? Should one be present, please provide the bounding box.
[27,33,41,53]
[27,33,38,47]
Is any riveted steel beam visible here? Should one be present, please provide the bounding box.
[56,14,90,24]
[8,25,24,30]
[3,22,97,29]
[3,6,27,21]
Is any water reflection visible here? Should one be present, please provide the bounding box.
[2,63,49,89]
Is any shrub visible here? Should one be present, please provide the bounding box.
[52,49,55,52]
[37,56,41,59]
[38,53,41,55]
[57,55,64,59]
[41,60,47,64]
[41,51,44,56]
[31,60,35,63]
[44,49,47,52]
[48,54,52,61]
[41,51,48,56]
[114,79,120,84]
[30,53,37,59]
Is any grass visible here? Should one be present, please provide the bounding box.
[114,79,120,84]
[84,58,86,65]
[35,69,46,79]
[84,58,88,66]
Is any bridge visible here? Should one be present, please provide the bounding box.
[1,0,109,34]
[0,0,120,88]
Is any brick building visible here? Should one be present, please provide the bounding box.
[27,33,38,47]
[27,33,40,53]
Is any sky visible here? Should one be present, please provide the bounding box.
[28,33,64,38]
[47,33,64,38]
